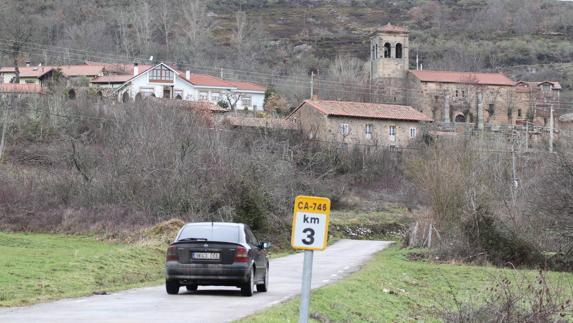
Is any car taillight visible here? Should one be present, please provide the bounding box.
[166,245,178,262]
[234,246,249,263]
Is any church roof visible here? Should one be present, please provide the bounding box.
[379,23,409,34]
[410,70,515,86]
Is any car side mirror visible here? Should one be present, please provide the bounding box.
[259,242,271,249]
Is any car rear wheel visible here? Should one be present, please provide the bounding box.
[186,284,198,292]
[241,269,255,297]
[165,280,180,295]
[256,265,269,292]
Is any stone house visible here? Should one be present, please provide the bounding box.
[287,99,432,147]
[514,81,561,127]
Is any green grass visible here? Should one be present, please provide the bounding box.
[241,246,573,322]
[0,232,165,307]
[330,209,408,226]
[329,209,409,241]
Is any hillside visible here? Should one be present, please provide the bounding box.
[1,0,572,99]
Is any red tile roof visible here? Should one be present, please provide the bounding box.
[226,80,266,92]
[186,73,235,88]
[380,23,409,34]
[0,66,54,78]
[177,71,266,91]
[0,64,103,78]
[53,65,104,77]
[91,75,133,83]
[411,70,515,86]
[85,61,153,75]
[0,83,43,94]
[295,99,432,122]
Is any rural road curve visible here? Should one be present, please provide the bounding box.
[0,239,391,323]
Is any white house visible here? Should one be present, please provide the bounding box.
[114,63,266,111]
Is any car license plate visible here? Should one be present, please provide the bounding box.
[192,252,220,260]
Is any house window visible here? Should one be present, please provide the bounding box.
[340,123,350,136]
[462,90,466,97]
[365,124,373,135]
[241,96,252,107]
[199,92,208,100]
[211,92,220,101]
[518,109,522,118]
[149,65,173,82]
[409,127,417,139]
[25,80,35,84]
[455,90,459,97]
[389,126,396,136]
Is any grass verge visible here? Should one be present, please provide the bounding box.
[0,232,165,307]
[241,246,573,322]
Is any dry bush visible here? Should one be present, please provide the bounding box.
[405,137,544,267]
[441,270,572,322]
[0,95,410,246]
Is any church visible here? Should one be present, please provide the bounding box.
[369,24,561,128]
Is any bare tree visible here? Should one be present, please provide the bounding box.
[157,0,174,49]
[231,11,268,68]
[0,3,33,83]
[223,91,242,111]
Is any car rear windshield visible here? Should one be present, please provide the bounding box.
[178,225,240,243]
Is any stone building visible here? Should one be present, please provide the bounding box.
[408,70,516,126]
[287,99,432,147]
[368,24,560,128]
[514,81,561,127]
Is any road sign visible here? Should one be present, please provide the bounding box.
[291,195,331,251]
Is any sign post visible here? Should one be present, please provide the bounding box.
[291,195,331,323]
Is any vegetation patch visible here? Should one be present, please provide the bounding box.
[241,246,573,322]
[0,232,164,307]
[329,209,409,241]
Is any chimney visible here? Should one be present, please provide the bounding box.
[185,70,190,80]
[25,61,31,67]
[134,62,139,76]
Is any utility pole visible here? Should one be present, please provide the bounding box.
[511,140,518,189]
[525,120,529,153]
[0,96,13,161]
[549,103,554,153]
[310,71,314,99]
[220,67,224,79]
[316,68,320,99]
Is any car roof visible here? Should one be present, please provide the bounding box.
[184,222,244,228]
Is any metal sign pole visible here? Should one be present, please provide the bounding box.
[299,250,314,323]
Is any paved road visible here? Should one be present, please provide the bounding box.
[0,239,391,323]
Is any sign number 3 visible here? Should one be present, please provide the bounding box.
[291,195,330,251]
[301,228,315,245]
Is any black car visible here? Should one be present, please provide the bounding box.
[165,222,270,296]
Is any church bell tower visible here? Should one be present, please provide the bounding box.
[370,23,409,80]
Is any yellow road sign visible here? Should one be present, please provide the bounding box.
[291,195,331,251]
